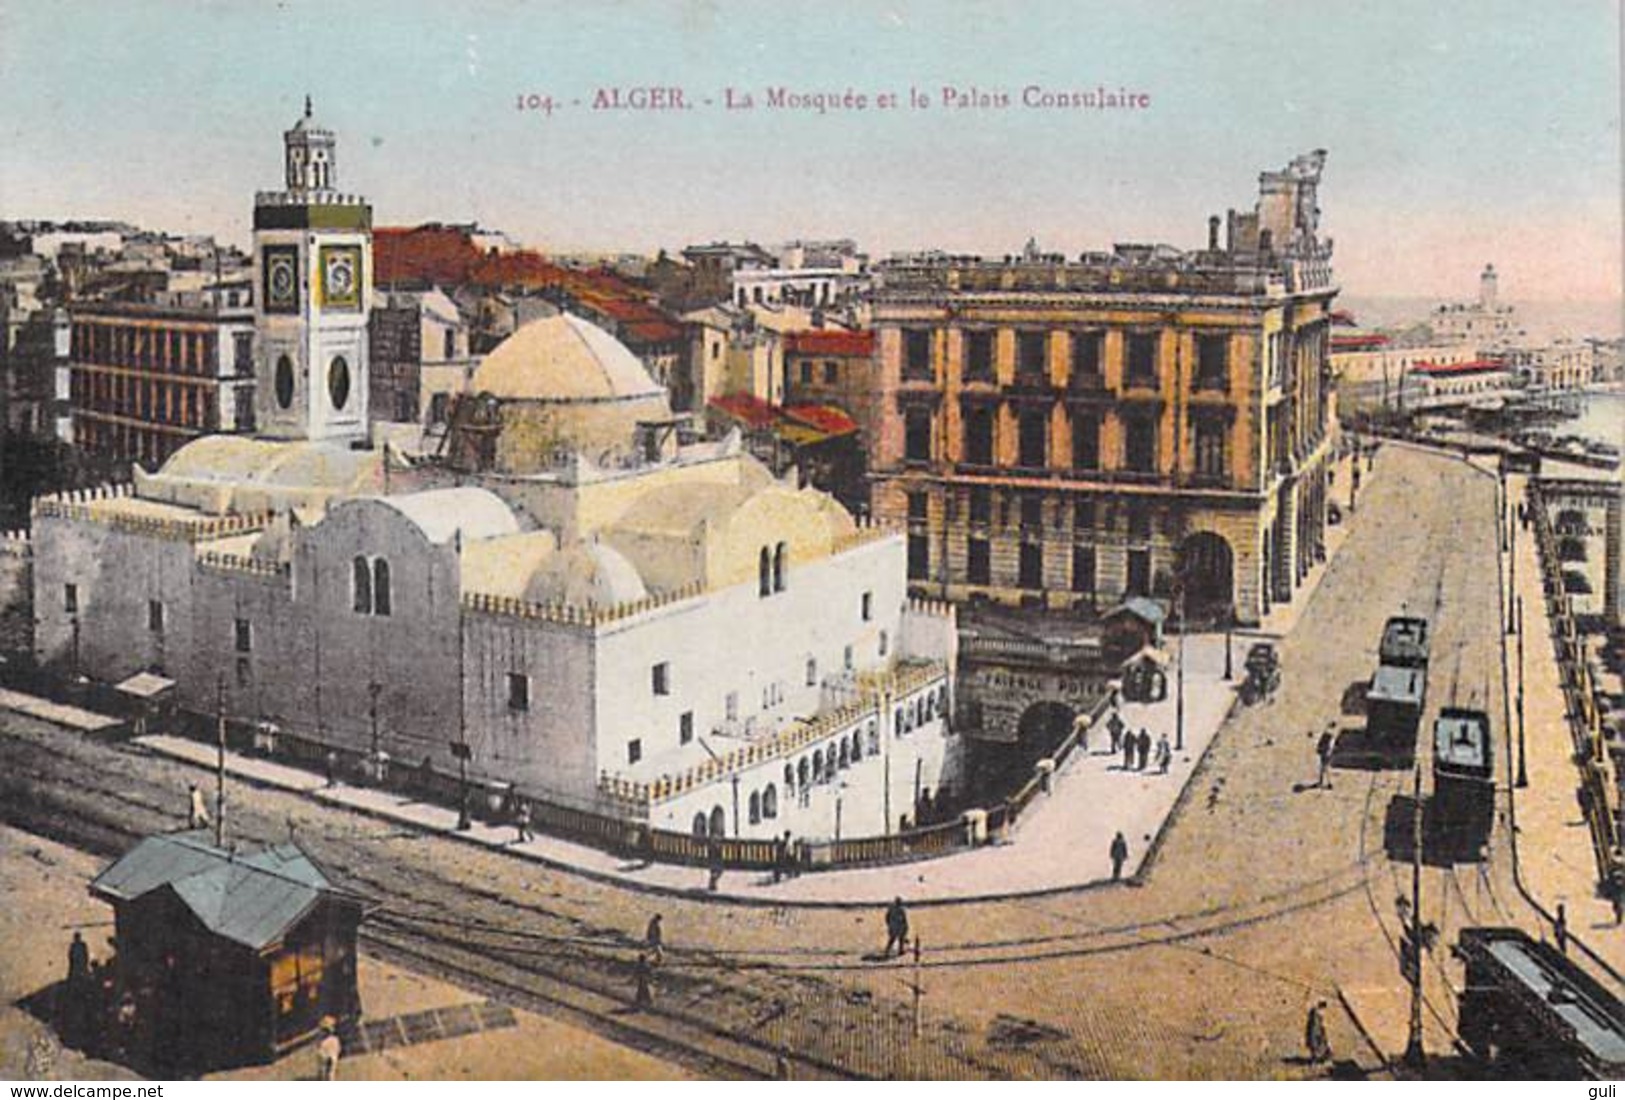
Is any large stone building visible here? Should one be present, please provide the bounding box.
[870,152,1338,625]
[31,105,957,843]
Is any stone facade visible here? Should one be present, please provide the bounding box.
[870,153,1338,625]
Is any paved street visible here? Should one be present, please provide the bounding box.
[1,443,1611,1079]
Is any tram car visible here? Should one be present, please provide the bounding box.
[1455,926,1625,1078]
[1379,615,1430,669]
[1431,707,1495,856]
[1366,615,1430,755]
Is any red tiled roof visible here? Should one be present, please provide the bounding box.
[1331,333,1389,351]
[1412,359,1503,376]
[623,320,683,345]
[784,329,875,357]
[783,404,858,436]
[709,392,780,429]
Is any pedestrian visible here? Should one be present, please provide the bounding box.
[1109,831,1129,880]
[1122,730,1136,771]
[1555,902,1569,955]
[513,799,533,844]
[324,750,339,788]
[707,837,724,892]
[67,930,90,984]
[1316,728,1335,789]
[1108,711,1124,756]
[884,896,910,958]
[772,831,790,884]
[1304,1000,1331,1065]
[1156,734,1172,775]
[1137,729,1151,771]
[187,782,210,829]
[645,913,664,965]
[317,1017,342,1081]
[633,952,653,1008]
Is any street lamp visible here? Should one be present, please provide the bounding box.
[450,740,472,831]
[1222,608,1234,682]
[1516,595,1528,788]
[1174,585,1186,752]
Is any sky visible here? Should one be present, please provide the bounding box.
[1,0,1621,303]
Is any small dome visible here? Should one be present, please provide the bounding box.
[524,540,648,608]
[471,313,666,403]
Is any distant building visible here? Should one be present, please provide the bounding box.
[368,287,477,426]
[1403,359,1519,410]
[67,296,257,467]
[870,151,1339,625]
[730,239,871,310]
[1431,264,1525,347]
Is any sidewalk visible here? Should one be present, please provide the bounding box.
[139,637,1238,907]
[1505,472,1624,959]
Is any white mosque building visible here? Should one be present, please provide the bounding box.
[30,105,958,843]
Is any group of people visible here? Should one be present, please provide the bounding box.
[1103,714,1172,775]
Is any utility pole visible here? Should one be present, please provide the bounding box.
[1516,594,1528,788]
[1175,586,1186,751]
[911,936,923,1039]
[214,672,227,849]
[1402,763,1426,1070]
[1223,608,1234,682]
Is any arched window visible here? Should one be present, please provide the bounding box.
[372,558,392,616]
[813,750,824,782]
[784,763,795,792]
[894,707,904,736]
[798,757,810,788]
[749,791,762,824]
[759,547,772,597]
[838,740,849,768]
[709,805,727,837]
[773,541,788,592]
[692,812,708,837]
[352,555,372,614]
[851,730,863,762]
[763,784,778,819]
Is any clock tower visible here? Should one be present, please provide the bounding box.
[253,97,371,443]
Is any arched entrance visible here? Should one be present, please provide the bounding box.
[708,805,726,836]
[1178,531,1235,621]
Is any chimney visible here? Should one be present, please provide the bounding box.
[1208,216,1221,252]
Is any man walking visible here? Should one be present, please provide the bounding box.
[707,837,724,892]
[884,897,910,958]
[1305,1000,1331,1066]
[645,913,664,965]
[1137,729,1151,772]
[187,782,210,829]
[1107,711,1124,757]
[1122,730,1136,771]
[1109,831,1129,881]
[1156,733,1172,775]
[1315,727,1336,789]
[773,831,791,884]
[512,800,533,844]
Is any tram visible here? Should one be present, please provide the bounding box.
[1455,926,1625,1078]
[1366,615,1430,755]
[1431,707,1495,856]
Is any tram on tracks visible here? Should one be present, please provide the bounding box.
[1366,615,1430,755]
[1455,926,1625,1078]
[1431,707,1495,856]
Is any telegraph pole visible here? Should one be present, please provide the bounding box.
[1402,764,1426,1070]
[1516,594,1528,788]
[1175,586,1186,751]
[911,937,923,1038]
[214,672,227,848]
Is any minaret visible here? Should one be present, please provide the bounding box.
[1479,263,1498,309]
[252,97,371,443]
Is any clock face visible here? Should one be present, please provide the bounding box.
[263,246,299,313]
[319,245,362,310]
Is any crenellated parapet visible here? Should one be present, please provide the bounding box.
[462,580,706,628]
[33,492,272,544]
[598,658,949,806]
[197,550,289,579]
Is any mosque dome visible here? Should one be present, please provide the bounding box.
[471,313,666,403]
[523,540,649,608]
